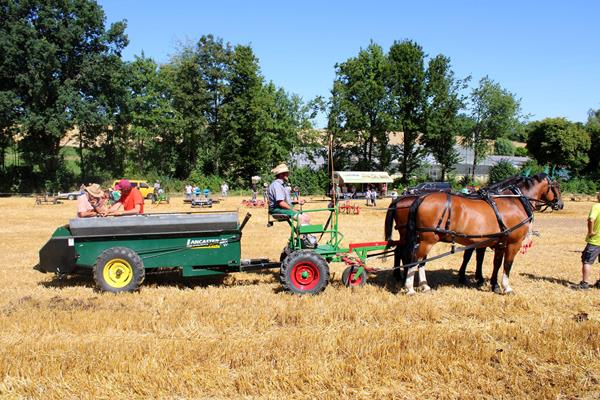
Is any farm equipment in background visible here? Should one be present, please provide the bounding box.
[191,198,213,208]
[151,190,170,205]
[339,200,360,215]
[241,199,265,208]
[35,193,62,205]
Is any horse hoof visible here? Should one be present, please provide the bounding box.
[406,289,416,296]
[476,280,485,287]
[420,284,431,292]
[503,289,515,296]
[492,285,503,294]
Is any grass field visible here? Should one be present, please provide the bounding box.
[0,195,599,399]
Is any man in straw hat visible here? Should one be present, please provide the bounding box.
[268,163,309,224]
[77,183,107,218]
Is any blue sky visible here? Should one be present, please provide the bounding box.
[99,0,600,128]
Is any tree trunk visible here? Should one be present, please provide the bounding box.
[78,131,85,181]
[471,147,477,184]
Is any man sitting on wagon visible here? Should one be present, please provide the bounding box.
[77,183,107,218]
[108,179,144,215]
[268,163,309,224]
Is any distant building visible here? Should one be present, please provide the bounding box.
[424,145,530,182]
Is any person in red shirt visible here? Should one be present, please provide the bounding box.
[108,179,144,215]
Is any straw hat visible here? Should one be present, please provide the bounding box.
[271,163,289,175]
[84,183,103,198]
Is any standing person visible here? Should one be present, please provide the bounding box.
[292,186,300,201]
[391,188,399,200]
[381,183,387,198]
[193,185,201,201]
[220,182,229,198]
[185,184,192,200]
[268,163,309,224]
[77,183,107,217]
[365,187,372,206]
[153,180,161,195]
[577,192,600,289]
[108,179,144,215]
[203,187,210,199]
[371,187,377,207]
[251,182,258,202]
[262,183,269,203]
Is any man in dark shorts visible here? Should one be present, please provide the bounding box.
[577,192,600,289]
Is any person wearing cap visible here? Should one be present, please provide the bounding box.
[77,184,107,218]
[108,179,144,215]
[268,163,309,224]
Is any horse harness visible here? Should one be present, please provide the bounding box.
[412,186,535,252]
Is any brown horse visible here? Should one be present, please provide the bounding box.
[399,174,562,295]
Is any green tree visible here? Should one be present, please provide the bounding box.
[526,117,591,173]
[488,159,517,184]
[194,35,232,176]
[0,0,128,184]
[465,77,522,181]
[494,137,516,156]
[387,40,428,183]
[423,54,468,181]
[585,109,600,177]
[328,42,392,170]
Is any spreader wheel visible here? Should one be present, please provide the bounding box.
[280,251,329,295]
[94,247,145,293]
[342,266,367,287]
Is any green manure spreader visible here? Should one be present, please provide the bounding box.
[37,212,282,292]
[36,208,390,294]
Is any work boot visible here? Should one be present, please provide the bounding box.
[574,281,591,290]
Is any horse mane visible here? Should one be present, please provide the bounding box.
[483,173,549,193]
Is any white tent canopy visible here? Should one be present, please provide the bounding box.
[334,171,393,184]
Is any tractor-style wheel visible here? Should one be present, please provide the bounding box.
[279,246,292,263]
[94,247,145,293]
[342,266,367,287]
[68,194,75,200]
[280,251,329,295]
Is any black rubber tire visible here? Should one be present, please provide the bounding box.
[68,194,75,200]
[279,245,292,263]
[280,250,329,295]
[342,266,368,287]
[94,247,145,293]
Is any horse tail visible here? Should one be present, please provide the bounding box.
[403,194,427,263]
[384,198,400,246]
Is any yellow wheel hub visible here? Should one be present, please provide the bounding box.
[103,258,133,288]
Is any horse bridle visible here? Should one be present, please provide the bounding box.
[525,176,561,211]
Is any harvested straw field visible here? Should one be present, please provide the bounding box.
[0,196,599,399]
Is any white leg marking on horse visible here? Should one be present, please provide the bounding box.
[405,266,417,295]
[418,266,431,291]
[502,273,512,293]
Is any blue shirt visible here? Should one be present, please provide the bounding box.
[268,178,292,210]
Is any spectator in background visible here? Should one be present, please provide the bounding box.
[185,184,192,200]
[251,182,258,202]
[371,187,377,207]
[365,187,372,206]
[221,182,229,198]
[381,183,387,198]
[391,188,399,200]
[262,183,269,203]
[193,185,200,201]
[108,179,144,215]
[203,187,210,199]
